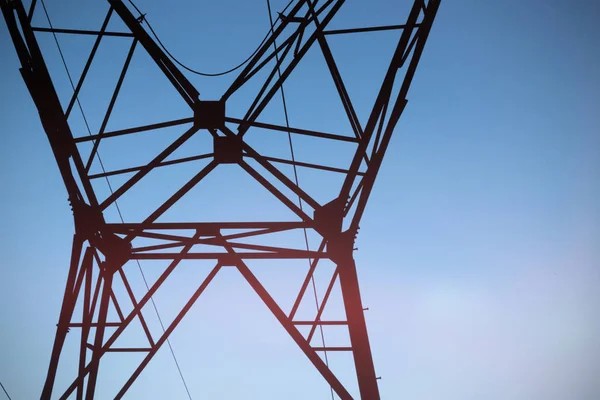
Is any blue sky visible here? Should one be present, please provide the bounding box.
[0,0,599,399]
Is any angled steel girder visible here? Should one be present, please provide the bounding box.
[1,0,440,398]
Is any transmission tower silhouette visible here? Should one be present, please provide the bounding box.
[1,0,439,398]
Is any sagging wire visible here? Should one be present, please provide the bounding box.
[127,0,295,77]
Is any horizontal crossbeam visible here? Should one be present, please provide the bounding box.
[32,26,134,37]
[130,251,328,260]
[323,23,421,35]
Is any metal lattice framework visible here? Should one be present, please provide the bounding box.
[1,0,439,398]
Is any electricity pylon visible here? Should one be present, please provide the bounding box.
[1,0,439,398]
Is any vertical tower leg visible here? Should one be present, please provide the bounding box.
[337,255,380,400]
[41,235,84,400]
[85,266,115,399]
[77,249,95,400]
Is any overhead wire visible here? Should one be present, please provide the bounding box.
[127,0,295,77]
[265,1,334,399]
[38,1,193,398]
[0,380,12,400]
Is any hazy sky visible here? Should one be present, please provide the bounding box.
[0,0,599,399]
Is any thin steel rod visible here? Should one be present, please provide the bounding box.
[32,26,134,37]
[289,240,326,320]
[109,221,309,231]
[89,153,213,179]
[110,291,125,322]
[307,269,339,343]
[69,322,121,328]
[104,348,152,352]
[130,251,328,260]
[117,269,156,347]
[85,38,138,172]
[245,153,366,176]
[313,347,352,351]
[132,237,318,255]
[74,117,194,143]
[65,8,114,118]
[324,23,420,35]
[309,0,364,143]
[27,0,37,21]
[226,116,358,143]
[239,160,314,222]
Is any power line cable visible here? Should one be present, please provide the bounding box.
[39,1,193,398]
[126,0,295,77]
[0,380,12,400]
[265,1,334,399]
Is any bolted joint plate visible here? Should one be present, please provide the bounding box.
[70,198,131,271]
[71,199,104,239]
[327,230,357,263]
[313,197,358,261]
[214,136,243,164]
[194,100,225,129]
[313,197,344,238]
[99,232,132,274]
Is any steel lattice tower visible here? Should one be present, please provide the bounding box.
[1,0,439,398]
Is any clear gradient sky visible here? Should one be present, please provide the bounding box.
[1,0,599,399]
